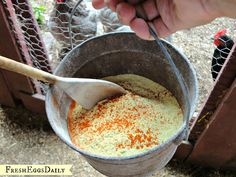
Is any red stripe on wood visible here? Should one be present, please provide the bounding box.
[4,0,42,95]
[0,1,35,97]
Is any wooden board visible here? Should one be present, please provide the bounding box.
[188,79,236,169]
[190,44,236,142]
[19,93,46,114]
[0,70,15,106]
[0,1,35,98]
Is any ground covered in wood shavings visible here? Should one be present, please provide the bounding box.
[1,18,236,177]
[172,17,236,113]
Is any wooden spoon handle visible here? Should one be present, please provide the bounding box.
[0,55,58,84]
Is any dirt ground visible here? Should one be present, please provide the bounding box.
[1,14,236,177]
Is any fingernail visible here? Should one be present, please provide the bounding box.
[148,35,154,40]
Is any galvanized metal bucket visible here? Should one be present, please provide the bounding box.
[46,32,198,177]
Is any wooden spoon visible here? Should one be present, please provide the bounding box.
[0,55,126,109]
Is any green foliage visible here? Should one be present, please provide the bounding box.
[31,1,46,26]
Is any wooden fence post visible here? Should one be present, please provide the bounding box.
[186,45,236,168]
[0,0,51,114]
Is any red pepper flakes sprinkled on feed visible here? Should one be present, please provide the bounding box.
[68,92,160,152]
[116,128,159,150]
[78,120,91,131]
[67,74,183,157]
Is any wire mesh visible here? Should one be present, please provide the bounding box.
[211,35,234,81]
[2,0,130,95]
[46,0,131,63]
[2,0,235,98]
[38,0,135,65]
[2,0,52,94]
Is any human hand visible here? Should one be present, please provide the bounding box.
[92,0,222,40]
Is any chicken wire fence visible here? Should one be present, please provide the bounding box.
[211,30,235,81]
[2,0,129,95]
[2,0,235,96]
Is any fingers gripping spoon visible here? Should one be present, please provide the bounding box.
[0,55,126,109]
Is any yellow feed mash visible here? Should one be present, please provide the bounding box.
[68,74,183,157]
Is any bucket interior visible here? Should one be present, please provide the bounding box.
[46,32,198,157]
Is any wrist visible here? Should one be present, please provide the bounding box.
[204,0,223,19]
[206,0,236,18]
